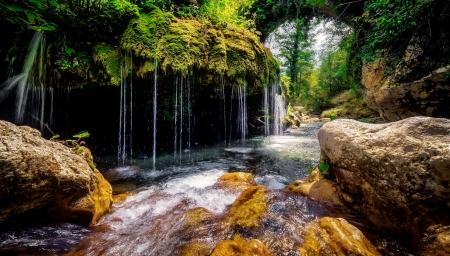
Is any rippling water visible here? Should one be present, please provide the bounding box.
[0,123,413,255]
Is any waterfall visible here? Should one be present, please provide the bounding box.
[237,85,247,140]
[187,75,191,150]
[0,32,49,131]
[221,76,226,143]
[180,76,183,156]
[263,86,270,136]
[153,60,158,170]
[262,82,286,136]
[130,54,133,161]
[174,77,178,157]
[272,82,286,135]
[117,55,134,165]
[229,86,233,144]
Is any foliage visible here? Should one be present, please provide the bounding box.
[318,159,329,173]
[275,18,313,103]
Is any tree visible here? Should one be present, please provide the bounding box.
[275,18,313,103]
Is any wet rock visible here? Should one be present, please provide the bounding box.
[210,235,272,256]
[179,241,212,256]
[299,217,381,256]
[0,120,112,225]
[224,186,269,229]
[216,172,257,191]
[285,169,343,206]
[318,117,450,245]
[419,225,450,256]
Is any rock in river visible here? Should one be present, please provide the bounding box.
[318,117,450,246]
[0,120,112,226]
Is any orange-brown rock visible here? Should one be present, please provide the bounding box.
[0,120,112,226]
[216,172,257,191]
[299,217,381,256]
[419,225,450,256]
[179,241,213,256]
[285,169,343,206]
[319,117,450,246]
[224,185,269,229]
[210,236,272,256]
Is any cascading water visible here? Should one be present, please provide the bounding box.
[174,77,178,157]
[0,32,50,131]
[153,60,158,170]
[263,86,270,136]
[172,74,195,157]
[263,82,286,136]
[118,55,134,165]
[237,85,247,140]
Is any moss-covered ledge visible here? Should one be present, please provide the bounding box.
[105,4,279,88]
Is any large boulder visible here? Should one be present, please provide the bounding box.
[318,117,450,246]
[0,120,112,226]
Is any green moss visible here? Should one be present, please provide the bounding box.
[93,44,121,86]
[120,5,279,87]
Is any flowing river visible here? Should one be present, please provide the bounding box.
[0,123,412,255]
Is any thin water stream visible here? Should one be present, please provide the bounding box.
[0,123,412,255]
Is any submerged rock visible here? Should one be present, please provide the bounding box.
[0,120,112,226]
[210,235,271,256]
[318,117,450,246]
[216,172,257,191]
[299,217,381,256]
[285,169,343,206]
[224,185,269,229]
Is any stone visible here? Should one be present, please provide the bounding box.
[285,169,343,206]
[419,225,450,256]
[216,172,257,191]
[210,235,271,256]
[0,120,112,226]
[318,117,450,246]
[299,217,381,256]
[362,57,450,121]
[224,185,269,229]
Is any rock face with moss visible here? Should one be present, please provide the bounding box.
[362,58,450,121]
[117,5,278,87]
[0,120,112,226]
[318,117,450,247]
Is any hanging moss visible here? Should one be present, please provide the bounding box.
[119,5,279,88]
[93,44,121,86]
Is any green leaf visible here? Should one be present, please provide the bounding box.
[64,46,75,56]
[307,166,314,174]
[6,5,22,12]
[318,160,329,173]
[24,11,36,24]
[5,18,16,24]
[73,131,90,139]
[38,24,56,31]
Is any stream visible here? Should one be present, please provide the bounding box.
[0,123,412,255]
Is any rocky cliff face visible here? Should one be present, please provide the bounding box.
[318,117,450,247]
[0,120,112,226]
[362,48,450,122]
